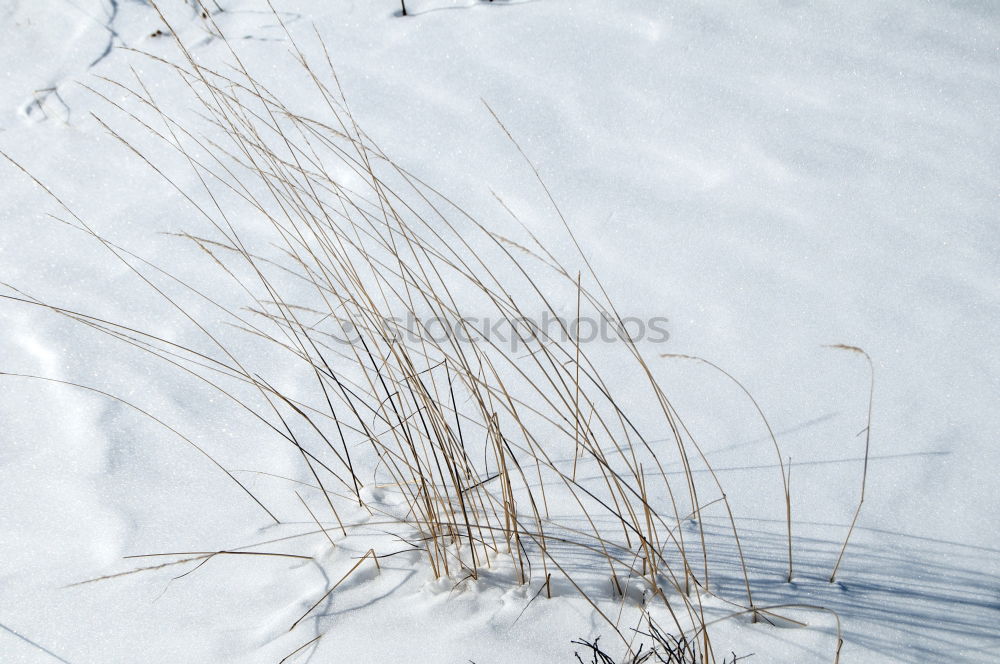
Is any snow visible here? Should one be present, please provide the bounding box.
[1,1,998,662]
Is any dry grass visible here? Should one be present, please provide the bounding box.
[0,4,874,662]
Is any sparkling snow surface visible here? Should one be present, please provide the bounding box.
[2,1,998,662]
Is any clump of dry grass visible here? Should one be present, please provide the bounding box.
[0,4,872,662]
[572,617,754,663]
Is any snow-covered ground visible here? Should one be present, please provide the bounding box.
[2,1,998,662]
